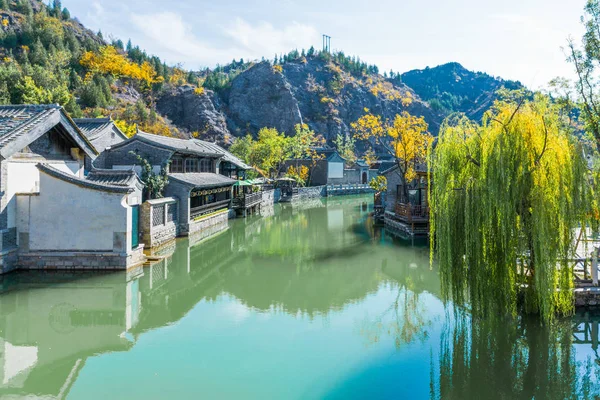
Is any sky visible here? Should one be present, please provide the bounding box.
[62,0,586,88]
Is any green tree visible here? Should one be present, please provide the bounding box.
[248,127,288,178]
[333,133,356,165]
[0,81,10,104]
[430,94,592,322]
[567,0,600,150]
[229,134,255,165]
[130,151,169,199]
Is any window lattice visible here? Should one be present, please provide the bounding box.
[167,203,178,223]
[152,205,165,227]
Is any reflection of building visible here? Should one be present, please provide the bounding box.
[0,270,142,397]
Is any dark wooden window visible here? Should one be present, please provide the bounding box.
[185,158,199,173]
[200,159,213,172]
[170,157,184,173]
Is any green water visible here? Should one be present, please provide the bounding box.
[0,195,599,399]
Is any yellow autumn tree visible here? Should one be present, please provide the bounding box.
[169,67,187,86]
[80,45,163,89]
[351,110,432,199]
[286,165,310,186]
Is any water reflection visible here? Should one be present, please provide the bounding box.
[433,311,600,400]
[0,196,597,398]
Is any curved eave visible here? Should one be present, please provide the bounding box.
[37,164,134,194]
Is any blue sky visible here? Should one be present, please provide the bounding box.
[63,0,585,87]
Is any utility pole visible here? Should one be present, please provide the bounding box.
[322,34,331,53]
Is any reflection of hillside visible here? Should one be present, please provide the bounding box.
[219,257,381,316]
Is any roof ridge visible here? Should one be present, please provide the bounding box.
[73,117,112,123]
[37,164,134,193]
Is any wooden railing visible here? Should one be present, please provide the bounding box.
[190,199,230,219]
[233,192,262,209]
[394,203,429,222]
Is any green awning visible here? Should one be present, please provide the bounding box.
[233,179,255,186]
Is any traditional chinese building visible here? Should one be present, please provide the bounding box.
[0,105,144,274]
[381,163,429,238]
[97,132,251,242]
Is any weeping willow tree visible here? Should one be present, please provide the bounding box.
[430,94,591,322]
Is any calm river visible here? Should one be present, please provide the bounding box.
[0,195,598,399]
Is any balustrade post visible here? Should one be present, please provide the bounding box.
[593,247,599,286]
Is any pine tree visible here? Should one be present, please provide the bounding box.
[61,7,70,20]
[0,81,10,104]
[30,38,48,66]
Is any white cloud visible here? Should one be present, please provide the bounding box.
[130,11,231,67]
[226,18,320,57]
[129,11,319,68]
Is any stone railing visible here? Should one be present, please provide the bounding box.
[141,197,179,249]
[326,184,373,196]
[297,185,326,199]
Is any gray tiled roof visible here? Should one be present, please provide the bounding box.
[380,162,427,175]
[133,131,251,170]
[193,139,251,170]
[74,118,113,139]
[168,173,236,188]
[0,104,98,159]
[74,118,128,153]
[87,168,142,188]
[0,104,60,149]
[136,131,222,157]
[37,164,136,193]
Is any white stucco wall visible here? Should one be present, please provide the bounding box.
[328,162,344,179]
[24,172,131,252]
[6,159,80,229]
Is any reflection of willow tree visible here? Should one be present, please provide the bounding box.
[433,312,600,399]
[361,279,431,349]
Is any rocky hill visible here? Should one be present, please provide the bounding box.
[159,58,524,145]
[159,58,442,145]
[400,62,523,120]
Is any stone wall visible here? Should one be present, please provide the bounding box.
[261,189,276,206]
[298,185,326,199]
[18,247,145,271]
[384,169,402,212]
[188,209,229,237]
[141,197,178,249]
[188,210,229,245]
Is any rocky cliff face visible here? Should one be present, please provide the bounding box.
[228,62,303,135]
[156,85,232,145]
[158,58,517,145]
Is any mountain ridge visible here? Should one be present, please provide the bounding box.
[0,0,524,148]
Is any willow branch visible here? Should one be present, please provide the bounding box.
[535,117,549,166]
